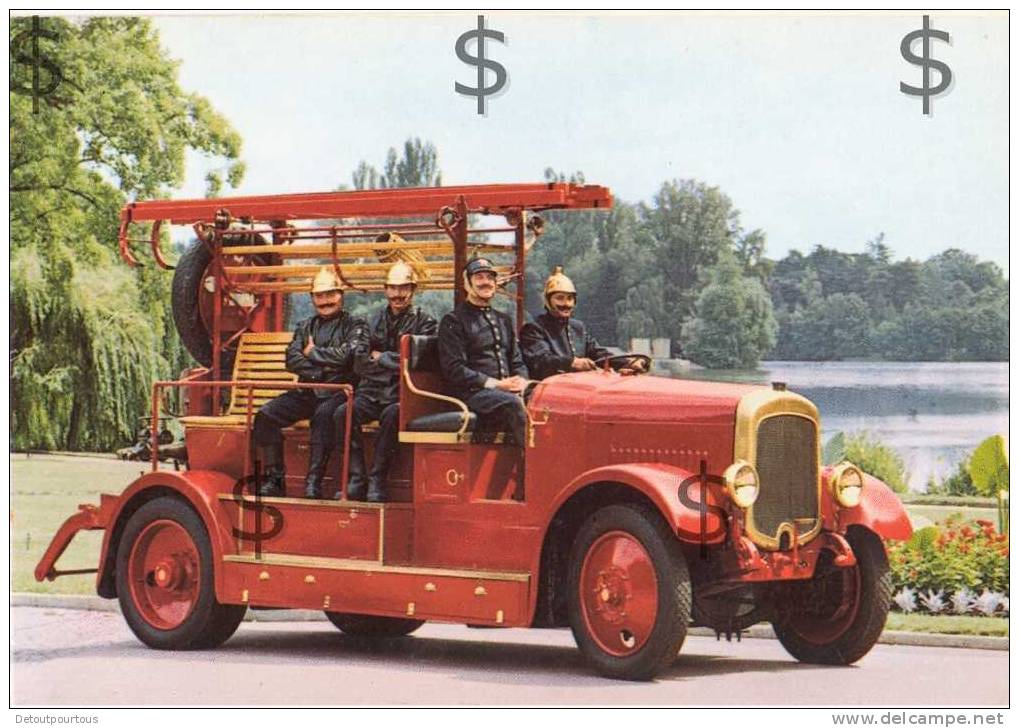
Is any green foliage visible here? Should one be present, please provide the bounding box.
[10,17,243,451]
[822,432,847,466]
[770,242,1007,362]
[888,517,1009,596]
[842,431,909,493]
[969,435,1009,496]
[352,138,441,189]
[928,458,977,497]
[680,251,778,369]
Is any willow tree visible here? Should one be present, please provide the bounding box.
[11,16,244,450]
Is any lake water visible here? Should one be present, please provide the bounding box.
[669,361,1009,492]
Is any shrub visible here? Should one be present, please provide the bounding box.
[888,517,1009,604]
[844,431,909,493]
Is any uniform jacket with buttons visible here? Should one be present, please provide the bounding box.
[286,311,369,398]
[355,305,438,404]
[520,312,613,380]
[438,301,528,400]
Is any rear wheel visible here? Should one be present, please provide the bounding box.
[325,612,424,638]
[771,527,891,664]
[567,503,691,681]
[115,497,246,649]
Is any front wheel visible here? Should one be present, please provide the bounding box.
[771,527,892,665]
[115,497,246,649]
[567,503,691,681]
[325,612,424,638]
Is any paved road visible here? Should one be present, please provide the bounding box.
[11,607,1008,706]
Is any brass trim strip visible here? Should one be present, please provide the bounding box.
[399,432,468,444]
[224,552,531,582]
[398,432,509,445]
[377,506,385,562]
[217,494,413,510]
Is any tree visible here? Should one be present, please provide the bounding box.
[352,138,441,190]
[680,251,778,369]
[11,17,243,450]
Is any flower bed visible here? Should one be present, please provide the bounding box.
[887,517,1009,616]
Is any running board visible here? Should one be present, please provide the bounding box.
[220,553,531,626]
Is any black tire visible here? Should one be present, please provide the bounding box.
[115,497,246,650]
[171,233,268,371]
[171,240,217,368]
[771,527,891,665]
[567,503,691,681]
[325,612,424,638]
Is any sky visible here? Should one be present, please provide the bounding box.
[152,11,1008,273]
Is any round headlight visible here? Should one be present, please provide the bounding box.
[831,462,865,508]
[723,461,760,509]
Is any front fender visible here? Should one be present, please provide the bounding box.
[822,468,913,542]
[548,463,729,545]
[96,470,241,600]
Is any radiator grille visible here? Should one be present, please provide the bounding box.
[750,415,819,547]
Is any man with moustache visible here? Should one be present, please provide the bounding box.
[438,257,531,474]
[522,266,648,379]
[335,260,437,502]
[253,266,369,499]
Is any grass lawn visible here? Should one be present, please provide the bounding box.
[886,613,1008,637]
[10,453,169,595]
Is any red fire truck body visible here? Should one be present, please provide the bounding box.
[36,183,911,681]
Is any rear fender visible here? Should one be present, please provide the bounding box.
[96,470,242,600]
[548,463,729,545]
[821,467,913,542]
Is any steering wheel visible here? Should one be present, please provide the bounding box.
[595,354,652,373]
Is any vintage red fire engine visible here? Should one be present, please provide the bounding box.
[36,183,912,681]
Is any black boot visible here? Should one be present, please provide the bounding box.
[343,448,367,501]
[365,476,386,503]
[304,440,331,499]
[257,444,286,497]
[364,438,394,503]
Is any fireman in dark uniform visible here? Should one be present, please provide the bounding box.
[335,260,437,502]
[521,266,648,379]
[253,266,369,499]
[438,257,530,455]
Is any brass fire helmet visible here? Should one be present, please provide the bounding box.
[386,260,418,287]
[311,266,343,293]
[543,265,577,311]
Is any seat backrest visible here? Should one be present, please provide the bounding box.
[226,332,298,416]
[399,334,455,429]
[407,335,440,372]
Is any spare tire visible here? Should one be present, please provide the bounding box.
[171,232,269,374]
[172,240,217,368]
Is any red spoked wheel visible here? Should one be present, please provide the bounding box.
[567,504,690,681]
[772,527,891,665]
[116,497,246,650]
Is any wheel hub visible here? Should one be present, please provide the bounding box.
[593,567,630,619]
[128,519,202,630]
